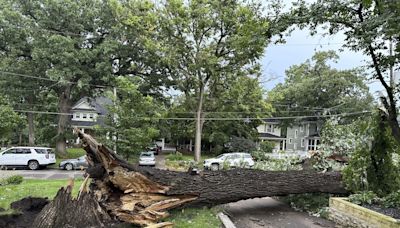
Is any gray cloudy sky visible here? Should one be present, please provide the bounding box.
[260,0,383,96]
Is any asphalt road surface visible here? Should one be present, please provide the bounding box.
[0,153,167,180]
[224,197,336,228]
[0,168,84,180]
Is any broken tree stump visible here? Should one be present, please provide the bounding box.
[33,129,347,227]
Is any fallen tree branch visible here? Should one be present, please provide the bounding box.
[32,129,347,227]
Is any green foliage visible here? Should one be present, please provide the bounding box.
[251,141,276,161]
[65,148,86,159]
[281,193,331,218]
[164,207,221,228]
[156,0,271,158]
[0,96,22,141]
[348,190,400,208]
[260,141,275,154]
[227,136,256,152]
[382,190,400,208]
[96,77,161,160]
[343,112,400,196]
[348,191,379,205]
[166,152,184,161]
[0,175,24,186]
[253,156,303,171]
[0,179,82,212]
[267,51,373,125]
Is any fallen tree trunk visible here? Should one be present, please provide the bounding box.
[33,130,347,227]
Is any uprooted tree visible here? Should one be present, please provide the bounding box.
[30,130,346,227]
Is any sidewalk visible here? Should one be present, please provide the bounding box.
[224,197,335,228]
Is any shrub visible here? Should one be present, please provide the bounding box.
[382,190,400,208]
[281,193,331,218]
[0,175,24,186]
[343,112,400,196]
[348,191,379,205]
[166,152,184,161]
[260,141,275,153]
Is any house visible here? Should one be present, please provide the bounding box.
[70,97,113,144]
[258,118,322,154]
[70,96,166,149]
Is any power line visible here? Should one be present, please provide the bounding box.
[0,71,108,88]
[13,109,371,120]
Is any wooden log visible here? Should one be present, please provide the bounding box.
[34,129,347,227]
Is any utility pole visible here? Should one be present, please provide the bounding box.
[113,87,117,153]
[390,39,394,88]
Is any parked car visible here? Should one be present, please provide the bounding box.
[147,144,161,155]
[59,156,89,170]
[203,152,255,171]
[0,147,56,170]
[139,151,156,166]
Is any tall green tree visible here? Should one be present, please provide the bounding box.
[267,51,373,123]
[96,77,161,160]
[0,96,22,142]
[157,0,270,161]
[289,0,400,143]
[0,0,122,155]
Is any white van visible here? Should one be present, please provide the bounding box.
[0,147,56,170]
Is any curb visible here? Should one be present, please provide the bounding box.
[218,212,236,228]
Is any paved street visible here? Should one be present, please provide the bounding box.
[0,168,84,180]
[224,197,335,228]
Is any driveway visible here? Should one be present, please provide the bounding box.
[0,169,84,180]
[224,197,335,228]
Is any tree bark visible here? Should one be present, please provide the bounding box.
[27,112,35,146]
[55,86,71,157]
[32,130,346,227]
[194,85,205,162]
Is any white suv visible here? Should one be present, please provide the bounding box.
[204,152,255,171]
[0,147,56,170]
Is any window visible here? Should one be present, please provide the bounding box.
[295,130,298,138]
[308,139,320,151]
[16,149,31,154]
[267,124,274,133]
[300,125,304,132]
[4,149,17,154]
[289,138,293,144]
[89,113,94,119]
[82,113,87,119]
[301,138,305,147]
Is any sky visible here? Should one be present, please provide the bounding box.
[260,0,384,96]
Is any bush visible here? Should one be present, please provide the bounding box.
[260,141,275,153]
[383,190,400,208]
[228,136,256,152]
[281,193,331,218]
[348,191,379,205]
[343,112,400,196]
[166,152,184,161]
[0,175,24,186]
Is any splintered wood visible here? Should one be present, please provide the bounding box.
[75,128,197,227]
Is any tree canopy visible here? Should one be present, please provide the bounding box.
[289,0,400,142]
[267,51,373,124]
[155,0,270,160]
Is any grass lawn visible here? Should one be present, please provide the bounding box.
[0,179,82,212]
[0,178,221,227]
[165,207,222,228]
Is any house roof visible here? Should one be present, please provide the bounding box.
[259,132,285,139]
[72,96,113,115]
